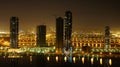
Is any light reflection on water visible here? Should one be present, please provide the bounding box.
[109,59,112,66]
[47,56,50,61]
[0,55,119,67]
[30,56,32,62]
[55,56,58,62]
[91,57,94,65]
[45,55,113,66]
[100,58,103,65]
[82,56,85,64]
[64,56,67,62]
[73,57,76,63]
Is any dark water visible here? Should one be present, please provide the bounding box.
[0,54,120,67]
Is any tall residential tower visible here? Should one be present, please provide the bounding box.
[64,11,72,50]
[36,25,46,47]
[10,16,19,48]
[105,26,110,48]
[56,17,64,52]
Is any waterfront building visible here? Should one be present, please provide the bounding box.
[0,31,120,49]
[36,25,46,47]
[46,32,56,46]
[10,16,19,48]
[105,26,110,48]
[64,11,72,49]
[56,17,64,52]
[18,32,36,47]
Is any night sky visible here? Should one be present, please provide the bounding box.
[0,0,120,32]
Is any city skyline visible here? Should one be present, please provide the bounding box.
[0,0,120,32]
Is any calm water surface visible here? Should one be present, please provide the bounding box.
[0,54,120,67]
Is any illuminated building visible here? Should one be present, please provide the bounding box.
[64,11,72,49]
[56,17,64,51]
[71,32,120,48]
[18,32,36,47]
[10,16,19,48]
[71,32,105,48]
[46,32,55,46]
[105,26,110,48]
[0,31,120,49]
[0,33,10,47]
[36,25,46,47]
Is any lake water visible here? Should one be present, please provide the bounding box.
[0,54,120,67]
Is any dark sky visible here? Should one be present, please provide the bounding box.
[0,0,120,32]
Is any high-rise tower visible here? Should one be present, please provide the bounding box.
[105,26,110,48]
[36,25,46,47]
[64,11,72,50]
[56,17,64,52]
[10,16,19,48]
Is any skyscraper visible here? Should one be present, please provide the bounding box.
[105,26,110,48]
[10,16,19,48]
[64,11,72,50]
[36,25,46,47]
[56,17,64,52]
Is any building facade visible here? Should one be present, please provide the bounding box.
[56,17,64,51]
[0,32,120,48]
[105,26,110,48]
[64,11,72,49]
[10,16,19,48]
[18,32,36,47]
[36,25,46,47]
